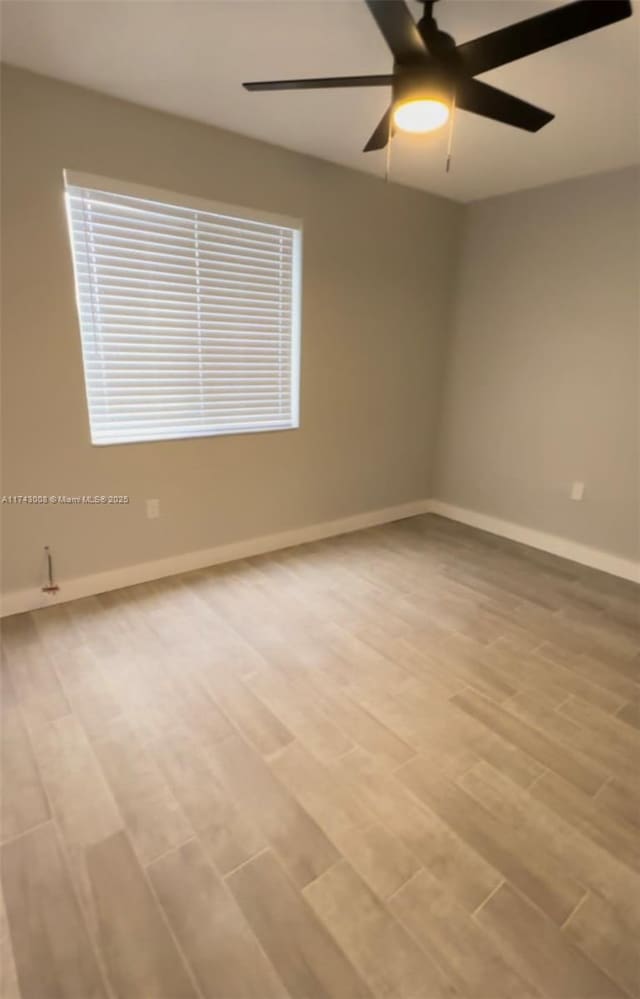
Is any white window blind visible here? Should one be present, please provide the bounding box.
[64,173,301,445]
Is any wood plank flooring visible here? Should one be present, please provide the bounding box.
[1,513,639,999]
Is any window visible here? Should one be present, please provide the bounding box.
[64,172,301,445]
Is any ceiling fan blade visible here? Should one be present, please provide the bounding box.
[456,0,632,78]
[363,0,427,62]
[363,106,393,151]
[243,74,394,91]
[456,78,554,132]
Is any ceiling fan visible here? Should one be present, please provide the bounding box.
[243,0,632,152]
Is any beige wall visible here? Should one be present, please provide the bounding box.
[1,65,462,594]
[434,167,640,561]
[3,65,637,597]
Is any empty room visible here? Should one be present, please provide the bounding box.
[1,1,639,997]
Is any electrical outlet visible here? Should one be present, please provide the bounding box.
[146,498,160,519]
[570,481,585,502]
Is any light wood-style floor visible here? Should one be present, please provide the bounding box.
[1,514,639,999]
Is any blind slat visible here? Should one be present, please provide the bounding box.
[74,261,290,289]
[77,303,292,320]
[76,281,286,303]
[68,209,292,247]
[75,268,289,293]
[68,190,287,235]
[69,218,294,262]
[68,199,291,242]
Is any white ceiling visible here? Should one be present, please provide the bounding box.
[2,0,639,202]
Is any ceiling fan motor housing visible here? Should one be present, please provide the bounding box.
[392,63,455,111]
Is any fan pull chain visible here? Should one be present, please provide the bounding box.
[446,93,456,173]
[385,112,393,182]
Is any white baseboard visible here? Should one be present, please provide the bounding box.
[3,496,637,617]
[0,498,433,617]
[429,499,640,584]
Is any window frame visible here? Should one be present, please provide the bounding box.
[63,170,303,447]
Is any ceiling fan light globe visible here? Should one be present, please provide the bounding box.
[393,98,450,133]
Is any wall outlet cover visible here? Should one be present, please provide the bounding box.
[570,481,585,501]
